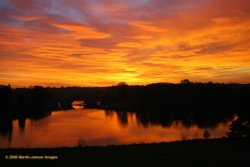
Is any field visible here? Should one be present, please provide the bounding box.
[1,138,250,167]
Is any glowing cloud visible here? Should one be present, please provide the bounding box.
[0,0,250,87]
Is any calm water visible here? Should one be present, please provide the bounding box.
[0,108,235,148]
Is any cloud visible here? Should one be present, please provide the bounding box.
[80,36,123,49]
[0,0,250,86]
[10,0,50,11]
[196,42,238,55]
[52,22,111,40]
[130,21,165,32]
[90,5,128,12]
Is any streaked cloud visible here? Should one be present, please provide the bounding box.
[52,22,111,40]
[130,21,166,32]
[0,0,250,87]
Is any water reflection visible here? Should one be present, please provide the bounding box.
[0,119,13,144]
[18,118,26,134]
[71,100,85,109]
[0,109,237,148]
[110,110,235,129]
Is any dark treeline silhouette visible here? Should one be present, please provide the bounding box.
[1,81,250,117]
[0,85,12,118]
[0,85,52,143]
[0,85,52,124]
[12,86,52,119]
[0,81,250,140]
[0,85,13,143]
[46,81,250,113]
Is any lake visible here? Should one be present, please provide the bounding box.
[0,108,236,148]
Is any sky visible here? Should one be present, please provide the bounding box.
[0,0,250,87]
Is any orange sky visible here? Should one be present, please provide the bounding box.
[0,0,250,87]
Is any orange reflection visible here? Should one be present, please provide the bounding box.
[0,109,234,148]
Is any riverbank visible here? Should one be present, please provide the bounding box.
[1,138,250,167]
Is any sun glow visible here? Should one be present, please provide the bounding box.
[0,0,250,87]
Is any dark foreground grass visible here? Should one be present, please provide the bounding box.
[0,138,250,167]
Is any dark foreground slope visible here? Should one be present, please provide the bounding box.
[1,139,250,167]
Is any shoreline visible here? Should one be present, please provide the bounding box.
[0,137,237,149]
[1,138,250,166]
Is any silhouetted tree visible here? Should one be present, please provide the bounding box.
[227,117,250,139]
[180,79,191,84]
[117,82,128,87]
[0,85,12,117]
[17,86,52,118]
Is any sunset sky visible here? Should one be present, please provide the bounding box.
[0,0,250,87]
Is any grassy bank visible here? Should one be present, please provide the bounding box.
[1,138,250,167]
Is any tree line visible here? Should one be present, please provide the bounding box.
[1,81,250,139]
